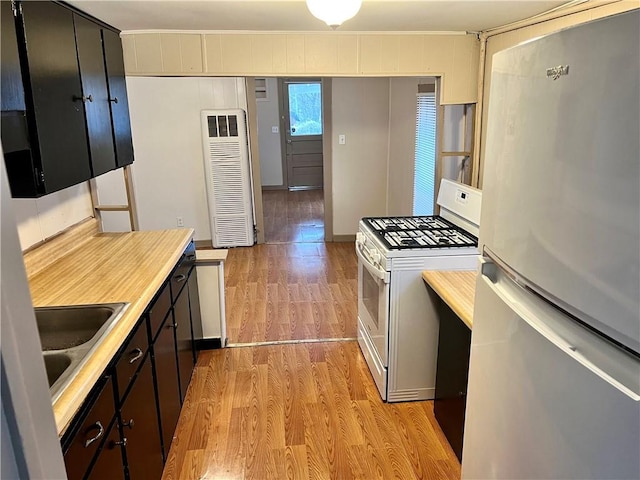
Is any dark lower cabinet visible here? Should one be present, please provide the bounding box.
[63,376,115,480]
[62,245,198,479]
[187,268,203,356]
[153,314,182,458]
[120,357,164,479]
[433,296,472,462]
[86,422,125,480]
[174,283,195,402]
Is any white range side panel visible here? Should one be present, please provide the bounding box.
[201,109,255,247]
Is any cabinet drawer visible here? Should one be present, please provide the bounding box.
[64,378,115,480]
[170,242,196,302]
[170,258,190,302]
[149,282,171,341]
[115,319,149,403]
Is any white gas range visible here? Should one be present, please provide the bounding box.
[355,180,482,402]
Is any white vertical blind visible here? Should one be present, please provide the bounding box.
[413,92,437,215]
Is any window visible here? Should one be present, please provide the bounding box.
[413,91,437,215]
[287,83,322,136]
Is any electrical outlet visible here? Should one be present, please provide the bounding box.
[339,134,346,145]
[176,217,184,227]
[271,126,279,133]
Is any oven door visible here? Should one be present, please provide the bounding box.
[356,240,390,365]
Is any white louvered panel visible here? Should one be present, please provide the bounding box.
[209,141,241,161]
[201,109,255,247]
[210,161,245,216]
[214,216,250,247]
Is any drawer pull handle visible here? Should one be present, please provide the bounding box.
[114,438,127,447]
[122,418,135,429]
[174,274,187,283]
[84,421,104,448]
[109,97,119,103]
[166,322,178,330]
[73,94,93,103]
[128,348,143,364]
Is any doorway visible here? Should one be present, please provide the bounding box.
[254,77,326,244]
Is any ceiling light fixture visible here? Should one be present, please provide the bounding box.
[306,0,363,29]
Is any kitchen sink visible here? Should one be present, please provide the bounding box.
[36,304,123,351]
[43,353,72,387]
[35,303,129,401]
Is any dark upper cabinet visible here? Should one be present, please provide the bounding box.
[1,1,134,198]
[101,29,134,168]
[73,13,116,177]
[18,1,92,195]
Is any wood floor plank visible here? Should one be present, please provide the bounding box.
[162,342,461,480]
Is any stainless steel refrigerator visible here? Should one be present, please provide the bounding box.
[462,10,640,479]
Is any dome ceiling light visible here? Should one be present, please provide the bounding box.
[306,0,363,29]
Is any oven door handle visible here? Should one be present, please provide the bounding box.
[356,242,390,284]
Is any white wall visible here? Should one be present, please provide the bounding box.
[117,76,248,241]
[256,78,283,187]
[332,78,389,236]
[12,184,93,251]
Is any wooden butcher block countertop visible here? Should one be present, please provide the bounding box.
[28,227,194,436]
[422,270,477,329]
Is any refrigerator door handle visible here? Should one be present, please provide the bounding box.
[480,261,640,402]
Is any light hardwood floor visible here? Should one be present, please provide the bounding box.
[162,342,461,480]
[162,191,461,479]
[262,189,324,244]
[224,242,357,345]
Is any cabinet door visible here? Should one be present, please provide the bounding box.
[101,29,134,168]
[433,300,472,462]
[174,285,195,402]
[85,422,125,480]
[73,14,115,177]
[1,0,37,197]
[120,356,164,479]
[19,1,91,194]
[153,315,182,457]
[64,377,115,480]
[187,268,202,355]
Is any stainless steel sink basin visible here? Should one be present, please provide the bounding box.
[36,304,122,351]
[36,303,129,401]
[43,353,72,387]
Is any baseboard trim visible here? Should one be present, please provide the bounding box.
[196,338,222,350]
[332,234,356,242]
[261,185,287,191]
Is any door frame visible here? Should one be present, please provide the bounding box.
[246,77,332,243]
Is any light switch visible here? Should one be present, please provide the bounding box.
[271,126,279,134]
[339,134,346,145]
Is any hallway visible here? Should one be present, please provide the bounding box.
[262,189,324,244]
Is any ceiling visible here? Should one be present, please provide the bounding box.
[66,0,574,33]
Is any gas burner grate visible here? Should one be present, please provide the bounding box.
[362,216,478,250]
